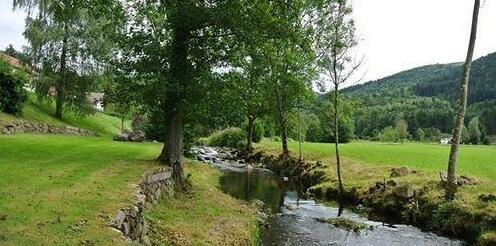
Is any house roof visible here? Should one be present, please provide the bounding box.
[0,51,36,74]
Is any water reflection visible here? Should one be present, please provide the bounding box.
[218,168,464,246]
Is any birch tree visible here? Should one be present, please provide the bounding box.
[446,0,480,200]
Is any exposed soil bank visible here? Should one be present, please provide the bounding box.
[242,150,496,246]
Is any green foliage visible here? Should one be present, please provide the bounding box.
[461,125,470,144]
[242,119,264,143]
[0,60,29,114]
[414,128,425,141]
[468,117,482,144]
[378,126,399,142]
[346,52,496,139]
[207,127,246,149]
[395,119,409,143]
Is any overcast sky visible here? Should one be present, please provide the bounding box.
[1,0,496,83]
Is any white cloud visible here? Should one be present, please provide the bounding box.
[0,1,28,50]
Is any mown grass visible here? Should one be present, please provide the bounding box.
[0,134,162,245]
[0,134,260,245]
[0,95,130,136]
[146,162,260,246]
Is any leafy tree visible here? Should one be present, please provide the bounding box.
[396,119,409,143]
[414,128,425,142]
[446,0,480,200]
[468,117,481,144]
[114,0,302,183]
[312,0,359,209]
[378,126,399,142]
[14,0,113,119]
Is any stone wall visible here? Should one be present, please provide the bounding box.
[1,120,97,136]
[110,167,175,245]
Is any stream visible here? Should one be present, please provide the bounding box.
[193,147,465,246]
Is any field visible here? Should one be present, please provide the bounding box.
[260,140,496,180]
[258,140,496,208]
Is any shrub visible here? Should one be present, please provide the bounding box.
[378,126,399,142]
[207,127,245,148]
[482,137,491,145]
[0,60,28,114]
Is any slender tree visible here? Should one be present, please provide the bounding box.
[446,0,480,200]
[312,0,360,210]
[14,0,113,119]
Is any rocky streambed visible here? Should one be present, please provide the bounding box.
[191,146,464,246]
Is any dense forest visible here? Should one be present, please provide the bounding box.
[318,52,496,143]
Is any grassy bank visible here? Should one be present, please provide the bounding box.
[146,162,260,245]
[257,140,496,244]
[0,95,129,137]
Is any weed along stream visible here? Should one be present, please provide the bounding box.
[193,147,464,246]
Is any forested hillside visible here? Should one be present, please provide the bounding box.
[343,52,496,140]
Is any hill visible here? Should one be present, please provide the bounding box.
[345,52,496,105]
[342,52,496,139]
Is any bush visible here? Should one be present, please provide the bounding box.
[482,137,491,145]
[207,127,245,148]
[378,126,399,142]
[0,60,28,114]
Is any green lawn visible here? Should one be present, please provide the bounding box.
[0,134,260,245]
[0,134,161,245]
[260,140,496,180]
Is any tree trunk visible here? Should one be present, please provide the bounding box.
[55,86,65,119]
[297,98,302,161]
[246,114,255,153]
[55,22,69,119]
[276,82,289,158]
[157,26,189,184]
[446,0,480,200]
[333,89,344,208]
[158,110,184,182]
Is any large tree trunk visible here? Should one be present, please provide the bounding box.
[276,82,289,158]
[446,0,480,200]
[55,22,69,119]
[246,114,255,153]
[157,26,189,184]
[158,110,184,182]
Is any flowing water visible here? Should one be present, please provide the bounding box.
[195,147,465,246]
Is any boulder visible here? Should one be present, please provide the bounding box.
[129,130,146,142]
[112,210,126,228]
[390,167,411,177]
[113,133,129,141]
[393,181,416,199]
